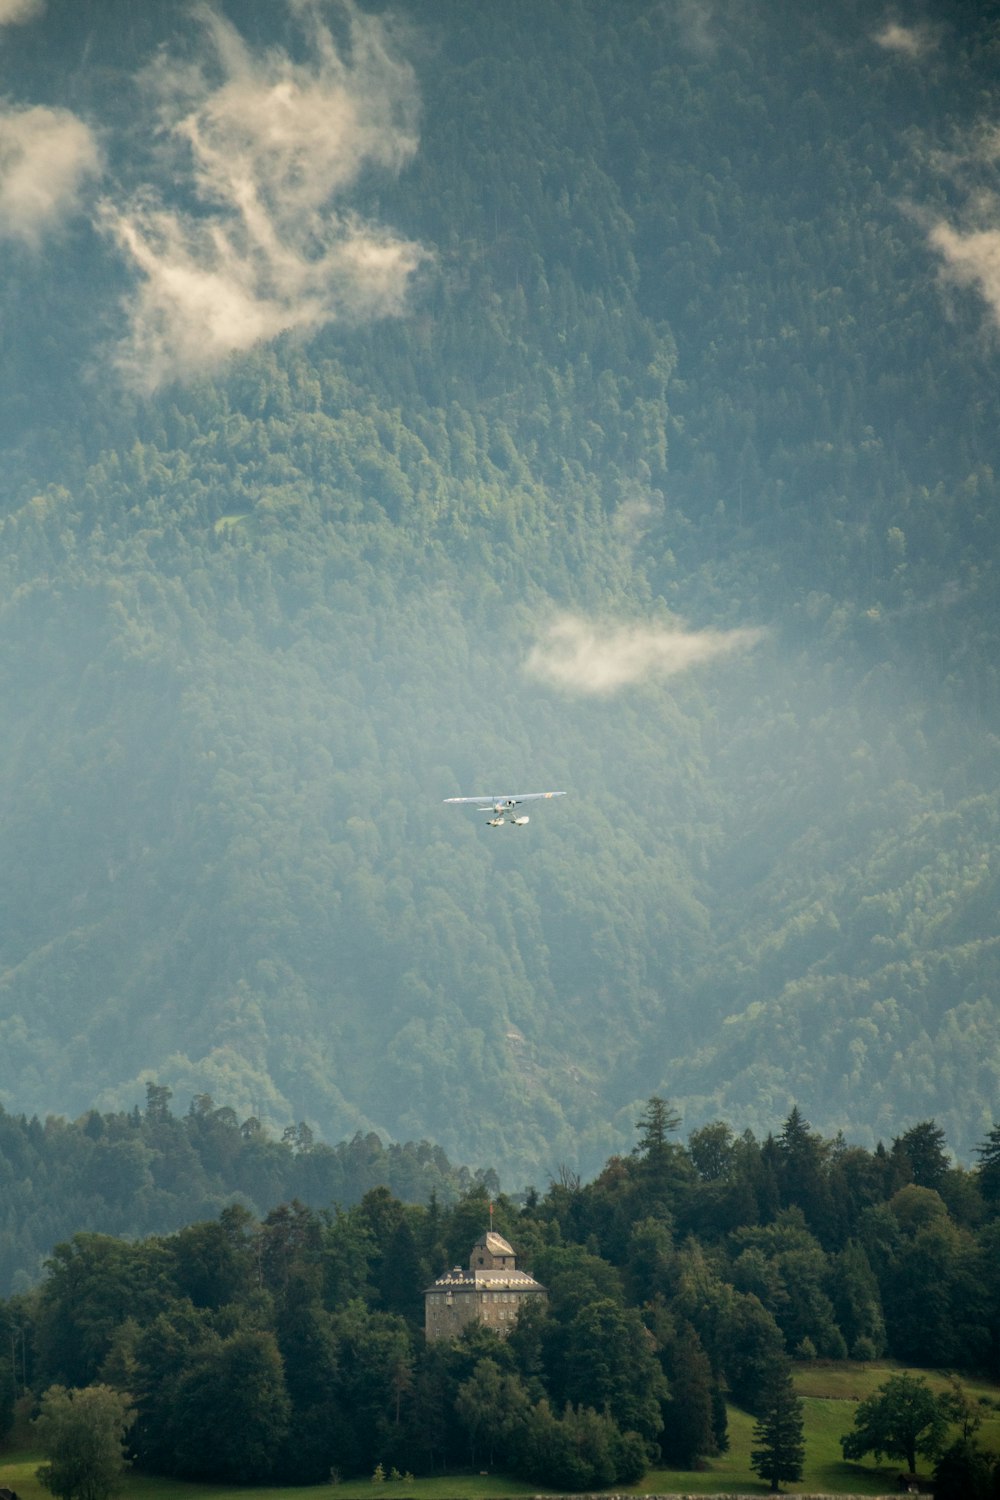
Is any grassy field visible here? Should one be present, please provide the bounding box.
[3,1362,999,1498]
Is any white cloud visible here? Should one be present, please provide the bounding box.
[612,494,655,544]
[0,104,101,244]
[523,613,765,696]
[103,0,427,391]
[0,0,44,23]
[873,21,935,59]
[916,122,1000,330]
[928,221,1000,327]
[673,0,720,56]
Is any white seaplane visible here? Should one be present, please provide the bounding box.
[443,791,566,827]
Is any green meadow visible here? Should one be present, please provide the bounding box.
[4,1363,999,1498]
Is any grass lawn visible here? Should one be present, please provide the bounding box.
[4,1362,998,1498]
[633,1396,909,1496]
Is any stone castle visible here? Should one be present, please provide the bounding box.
[424,1230,546,1342]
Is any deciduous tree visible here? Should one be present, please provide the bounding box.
[840,1372,948,1475]
[35,1383,135,1500]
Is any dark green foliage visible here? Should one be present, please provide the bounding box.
[169,1329,291,1483]
[635,1096,682,1153]
[749,1359,805,1493]
[893,1122,951,1194]
[840,1372,950,1475]
[829,1240,886,1359]
[34,1235,172,1389]
[454,1357,530,1469]
[272,1290,343,1483]
[6,1104,1000,1488]
[659,1321,717,1468]
[729,1208,846,1358]
[169,1213,256,1310]
[717,1291,787,1415]
[0,1097,477,1296]
[0,1348,14,1440]
[633,1097,692,1220]
[880,1187,985,1368]
[934,1439,1000,1500]
[129,1304,217,1475]
[775,1111,836,1246]
[518,1400,646,1492]
[560,1297,667,1441]
[976,1126,1000,1208]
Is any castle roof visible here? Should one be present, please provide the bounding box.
[475,1230,515,1257]
[424,1227,546,1297]
[424,1265,545,1294]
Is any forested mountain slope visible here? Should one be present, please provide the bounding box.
[0,0,998,1183]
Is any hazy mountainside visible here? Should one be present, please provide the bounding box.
[0,0,998,1184]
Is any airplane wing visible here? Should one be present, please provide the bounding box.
[443,792,566,805]
[504,791,567,803]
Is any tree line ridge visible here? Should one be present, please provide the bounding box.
[2,1096,1000,1493]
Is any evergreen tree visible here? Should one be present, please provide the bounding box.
[749,1359,805,1493]
[775,1108,834,1243]
[893,1122,950,1193]
[635,1096,682,1155]
[633,1097,688,1218]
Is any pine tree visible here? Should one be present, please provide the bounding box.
[750,1359,805,1493]
[633,1096,686,1215]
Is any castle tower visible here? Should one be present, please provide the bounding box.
[424,1231,546,1342]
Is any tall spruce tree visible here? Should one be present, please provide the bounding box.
[634,1097,686,1217]
[749,1358,805,1493]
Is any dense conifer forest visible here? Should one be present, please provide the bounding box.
[3,1101,1000,1489]
[0,1085,492,1296]
[0,0,999,1188]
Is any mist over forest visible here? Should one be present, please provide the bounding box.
[0,0,998,1188]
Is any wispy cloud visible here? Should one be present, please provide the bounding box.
[102,0,427,391]
[672,0,721,56]
[873,21,936,59]
[611,494,655,546]
[923,127,1000,329]
[0,0,44,23]
[524,613,765,696]
[0,104,101,245]
[928,222,1000,326]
